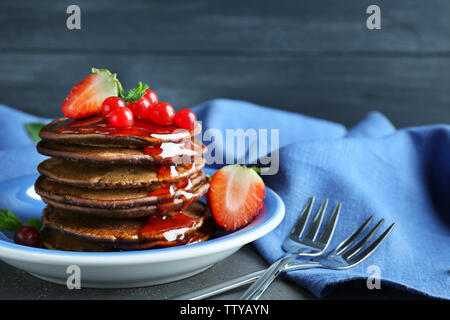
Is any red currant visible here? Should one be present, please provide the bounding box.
[108,107,134,127]
[14,226,41,247]
[149,102,176,126]
[101,96,127,117]
[143,89,158,105]
[174,109,197,130]
[128,97,152,120]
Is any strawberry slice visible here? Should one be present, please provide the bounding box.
[62,68,121,119]
[207,164,266,231]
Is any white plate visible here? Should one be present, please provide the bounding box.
[0,169,285,288]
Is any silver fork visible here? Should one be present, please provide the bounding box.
[240,197,340,300]
[172,214,395,300]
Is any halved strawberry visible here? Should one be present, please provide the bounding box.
[62,68,121,119]
[207,164,266,231]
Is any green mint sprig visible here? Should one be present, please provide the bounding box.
[0,209,42,231]
[119,81,149,103]
[24,123,46,142]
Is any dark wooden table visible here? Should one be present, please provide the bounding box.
[0,0,445,299]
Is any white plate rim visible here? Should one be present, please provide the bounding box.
[0,173,285,266]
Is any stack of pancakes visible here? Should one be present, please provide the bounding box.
[35,116,213,251]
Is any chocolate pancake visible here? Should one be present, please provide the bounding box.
[37,157,206,189]
[41,202,214,251]
[41,220,215,251]
[39,117,202,148]
[37,140,206,165]
[36,109,212,252]
[35,172,207,209]
[37,180,210,218]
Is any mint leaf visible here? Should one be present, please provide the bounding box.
[0,209,23,231]
[120,81,149,103]
[24,123,45,142]
[24,218,42,230]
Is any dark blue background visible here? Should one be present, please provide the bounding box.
[1,0,449,127]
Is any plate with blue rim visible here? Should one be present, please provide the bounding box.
[0,168,285,288]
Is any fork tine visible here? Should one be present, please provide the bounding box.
[335,216,374,255]
[289,197,314,239]
[341,219,384,260]
[317,202,341,245]
[303,199,328,241]
[346,223,396,266]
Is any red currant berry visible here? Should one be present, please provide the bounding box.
[108,107,134,127]
[149,102,176,125]
[14,226,41,247]
[101,96,127,117]
[174,109,197,130]
[128,97,152,120]
[143,89,158,105]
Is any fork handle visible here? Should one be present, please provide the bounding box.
[171,260,317,300]
[172,270,265,300]
[240,253,296,300]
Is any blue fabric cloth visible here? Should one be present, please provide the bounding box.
[193,100,450,299]
[0,100,449,299]
[0,105,51,181]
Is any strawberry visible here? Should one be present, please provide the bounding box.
[207,164,266,231]
[62,68,122,119]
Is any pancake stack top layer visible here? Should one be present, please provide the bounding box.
[35,116,214,251]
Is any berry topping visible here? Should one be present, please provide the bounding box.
[143,89,159,105]
[149,102,176,126]
[128,97,153,120]
[174,109,197,131]
[101,96,127,117]
[207,165,266,231]
[62,68,121,119]
[108,107,134,127]
[14,226,41,247]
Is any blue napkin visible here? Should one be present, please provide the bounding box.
[0,100,449,299]
[0,105,51,181]
[192,99,450,299]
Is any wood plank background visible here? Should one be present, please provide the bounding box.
[1,0,450,128]
[0,0,447,301]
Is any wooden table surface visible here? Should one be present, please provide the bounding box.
[0,0,444,299]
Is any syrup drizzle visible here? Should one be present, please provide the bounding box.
[154,162,195,181]
[147,177,195,209]
[141,172,200,242]
[57,116,187,137]
[142,165,198,242]
[57,116,199,164]
[143,140,197,164]
[57,115,202,244]
[139,212,197,241]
